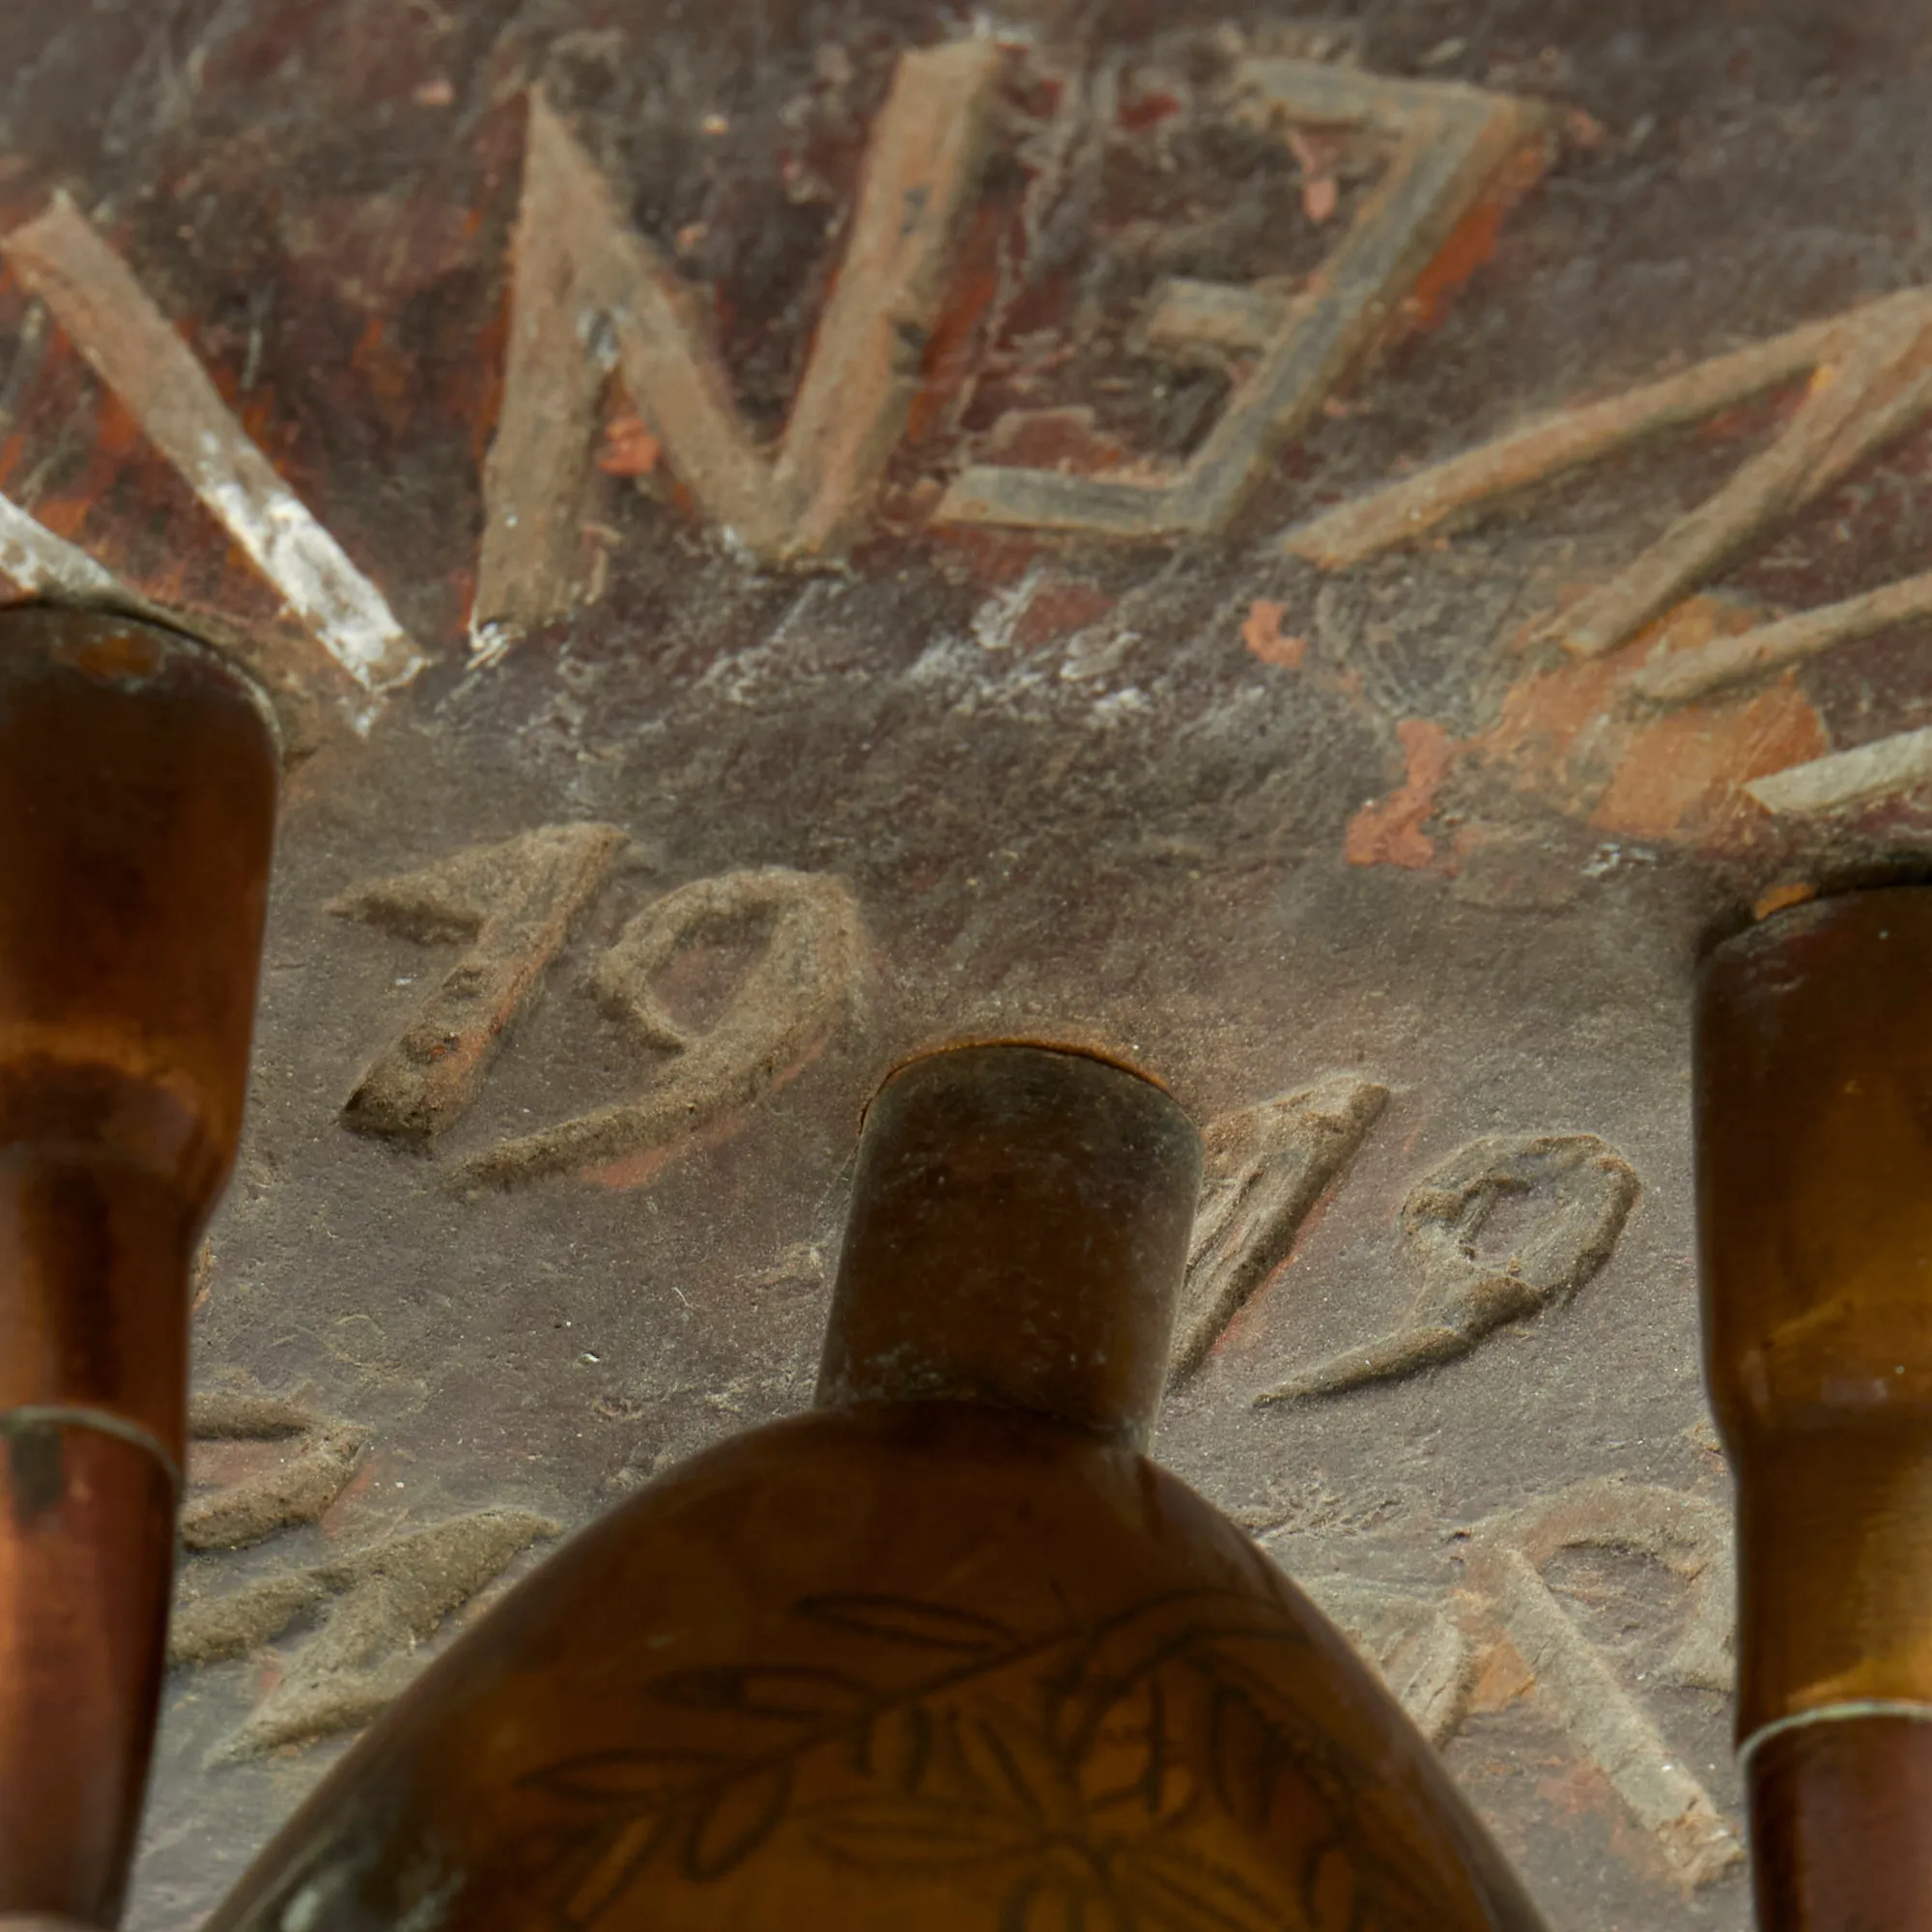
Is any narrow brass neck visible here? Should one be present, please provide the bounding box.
[814,1043,1203,1452]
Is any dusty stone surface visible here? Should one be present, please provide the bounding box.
[1,1,1929,1926]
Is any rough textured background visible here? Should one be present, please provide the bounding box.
[3,2,1931,1926]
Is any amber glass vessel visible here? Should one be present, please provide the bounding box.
[212,1043,1543,1932]
[0,609,278,1924]
[1697,886,1932,1930]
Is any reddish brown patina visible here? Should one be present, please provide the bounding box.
[0,609,277,1922]
[1698,886,1932,1929]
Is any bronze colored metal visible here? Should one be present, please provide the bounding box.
[208,1043,1546,1932]
[813,1044,1198,1449]
[1697,886,1932,1930]
[0,609,278,1924]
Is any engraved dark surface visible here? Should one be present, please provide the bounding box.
[1,3,1927,1927]
[515,1586,1465,1930]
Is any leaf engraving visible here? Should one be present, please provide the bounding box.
[850,1702,937,1790]
[1206,1688,1277,1836]
[559,1817,669,1929]
[1001,1867,1131,1932]
[804,1792,1029,1873]
[1124,1840,1294,1932]
[652,1665,870,1722]
[682,1762,793,1881]
[800,1592,1018,1655]
[525,1748,728,1805]
[513,1585,1479,1929]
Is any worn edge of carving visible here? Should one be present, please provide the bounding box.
[2,193,425,702]
[171,1509,559,1761]
[1634,566,1932,704]
[473,42,1002,644]
[453,867,865,1190]
[1744,724,1932,816]
[333,824,629,1144]
[1257,1131,1638,1406]
[1168,1072,1387,1380]
[1286,283,1932,667]
[1278,1478,1741,1884]
[182,1388,370,1552]
[1283,300,1861,566]
[1551,294,1932,660]
[1462,1481,1742,1887]
[936,59,1548,538]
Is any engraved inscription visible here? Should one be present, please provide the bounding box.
[171,1389,556,1761]
[181,1391,369,1552]
[937,60,1547,540]
[474,43,1002,644]
[1280,1480,1740,1887]
[336,824,628,1144]
[1285,288,1932,620]
[2,193,425,701]
[1259,1133,1638,1404]
[457,867,864,1190]
[1171,1073,1388,1380]
[1284,286,1932,812]
[1549,296,1932,663]
[1462,1482,1740,1885]
[173,1511,558,1761]
[330,850,862,1191]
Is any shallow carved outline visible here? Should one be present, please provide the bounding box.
[1285,284,1932,815]
[1461,1481,1741,1887]
[455,866,865,1191]
[1258,1130,1638,1405]
[334,824,628,1145]
[330,843,864,1191]
[474,41,1003,642]
[180,1390,369,1553]
[1295,1478,1739,1889]
[936,59,1547,540]
[171,1387,556,1763]
[1170,1072,1388,1380]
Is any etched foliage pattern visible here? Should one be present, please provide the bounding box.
[514,1587,1487,1932]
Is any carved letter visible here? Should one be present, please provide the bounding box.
[1463,1482,1740,1886]
[172,1385,558,1760]
[937,62,1546,540]
[1286,287,1932,663]
[3,193,425,704]
[474,43,1003,646]
[181,1390,369,1552]
[173,1509,557,1760]
[335,824,628,1144]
